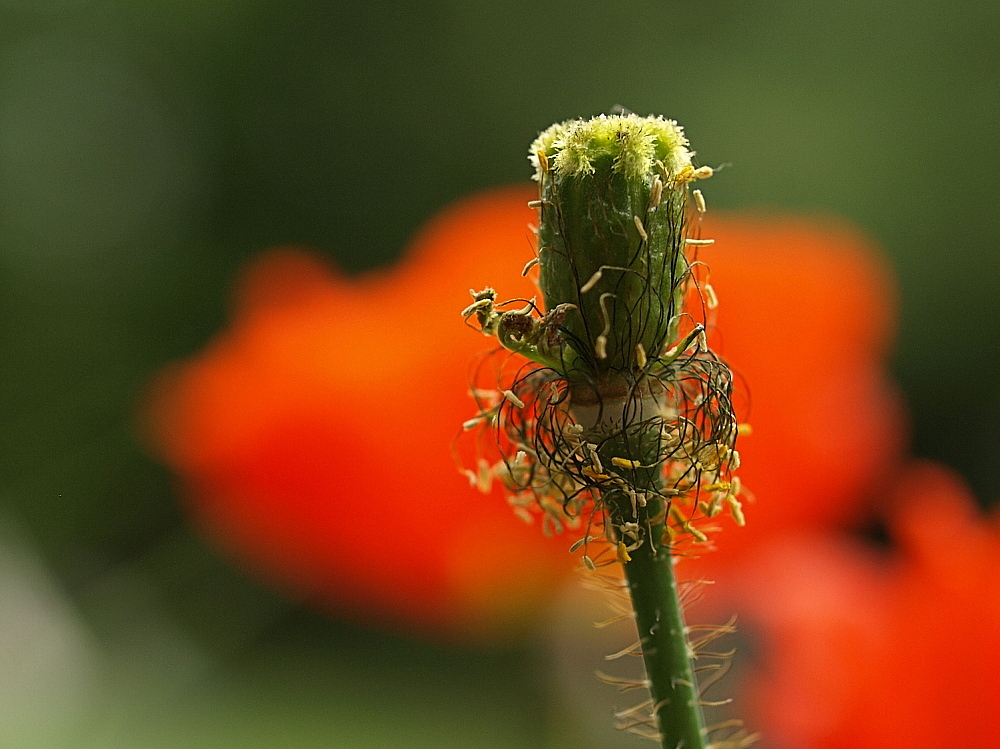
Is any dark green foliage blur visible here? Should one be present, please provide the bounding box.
[1,1,998,746]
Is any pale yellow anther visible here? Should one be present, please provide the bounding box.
[621,521,640,539]
[685,238,715,246]
[702,482,731,492]
[626,489,639,517]
[671,164,713,188]
[633,215,649,242]
[705,283,718,310]
[580,268,603,294]
[581,466,611,482]
[688,523,709,543]
[512,506,533,524]
[595,292,614,359]
[502,389,526,408]
[649,176,664,208]
[595,334,608,359]
[475,458,492,494]
[727,496,746,526]
[460,298,492,318]
[662,524,676,544]
[611,457,643,469]
[617,541,632,564]
[586,443,603,473]
[536,149,549,174]
[693,188,707,214]
[635,342,648,369]
[667,505,709,542]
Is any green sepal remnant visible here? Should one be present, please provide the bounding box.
[461,287,579,372]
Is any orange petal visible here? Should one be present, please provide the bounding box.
[695,214,906,566]
[738,462,1000,749]
[143,186,572,641]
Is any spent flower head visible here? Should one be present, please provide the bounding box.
[464,113,740,551]
[463,113,749,749]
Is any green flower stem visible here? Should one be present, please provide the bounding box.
[597,406,706,749]
[620,501,705,749]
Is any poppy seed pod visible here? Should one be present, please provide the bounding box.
[529,114,711,388]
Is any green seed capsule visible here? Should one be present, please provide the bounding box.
[529,114,709,386]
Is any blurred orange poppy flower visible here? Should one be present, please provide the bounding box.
[696,213,906,567]
[143,185,904,640]
[736,460,1000,748]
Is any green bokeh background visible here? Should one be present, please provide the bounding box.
[1,1,998,746]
